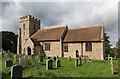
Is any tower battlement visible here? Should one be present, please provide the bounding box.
[20,15,40,24]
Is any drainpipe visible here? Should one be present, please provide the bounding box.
[60,38,63,57]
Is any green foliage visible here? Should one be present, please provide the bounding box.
[104,33,112,57]
[1,31,17,54]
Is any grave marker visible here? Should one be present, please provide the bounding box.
[56,59,60,68]
[5,60,13,67]
[11,65,22,78]
[75,59,78,67]
[69,56,71,61]
[46,59,53,70]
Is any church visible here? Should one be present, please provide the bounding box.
[17,15,105,60]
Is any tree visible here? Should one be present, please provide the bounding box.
[1,31,17,54]
[104,33,112,57]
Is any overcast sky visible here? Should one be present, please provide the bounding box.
[0,0,118,47]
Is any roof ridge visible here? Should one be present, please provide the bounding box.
[69,25,103,30]
[37,26,66,31]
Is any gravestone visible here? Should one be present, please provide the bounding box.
[37,55,40,59]
[5,60,13,67]
[79,58,82,66]
[31,55,35,59]
[47,56,50,59]
[84,57,86,63]
[57,56,59,59]
[24,55,28,60]
[69,56,71,61]
[40,56,43,62]
[53,56,56,61]
[108,55,110,60]
[75,59,78,67]
[19,58,26,66]
[14,56,17,61]
[11,65,22,78]
[46,59,53,70]
[56,59,60,68]
[114,56,117,60]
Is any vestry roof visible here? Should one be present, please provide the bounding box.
[63,25,103,42]
[31,26,66,41]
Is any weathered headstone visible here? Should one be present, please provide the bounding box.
[24,55,28,60]
[114,56,117,60]
[56,56,59,59]
[75,59,78,67]
[53,56,56,61]
[84,57,86,63]
[79,58,82,66]
[56,59,60,68]
[31,55,35,59]
[37,55,40,59]
[40,56,43,62]
[5,60,13,67]
[14,56,17,61]
[11,65,22,78]
[108,55,110,60]
[69,56,71,61]
[46,59,53,70]
[47,56,50,59]
[19,58,26,66]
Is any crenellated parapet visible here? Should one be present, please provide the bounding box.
[20,15,40,25]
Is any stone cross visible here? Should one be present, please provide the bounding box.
[40,56,43,62]
[5,60,13,67]
[75,59,78,67]
[11,65,22,78]
[84,57,86,63]
[110,57,113,65]
[69,56,71,61]
[108,55,110,60]
[53,56,56,61]
[46,59,53,70]
[56,59,60,68]
[79,58,82,66]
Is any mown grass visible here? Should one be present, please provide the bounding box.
[1,54,119,78]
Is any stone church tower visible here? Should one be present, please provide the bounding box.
[17,15,40,54]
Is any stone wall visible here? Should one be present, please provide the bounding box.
[42,41,60,57]
[63,42,105,60]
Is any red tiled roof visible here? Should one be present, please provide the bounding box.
[63,25,103,42]
[31,26,66,41]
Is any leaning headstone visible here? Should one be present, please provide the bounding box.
[56,59,60,68]
[108,55,110,60]
[11,65,22,78]
[79,58,82,66]
[53,56,56,61]
[84,57,86,63]
[46,59,53,70]
[47,56,50,59]
[40,56,43,62]
[5,60,13,67]
[31,55,35,59]
[19,58,26,66]
[75,59,78,67]
[69,56,71,61]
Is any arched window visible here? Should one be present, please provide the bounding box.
[34,24,36,30]
[23,23,25,30]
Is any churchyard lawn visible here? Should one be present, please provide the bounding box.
[1,54,118,78]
